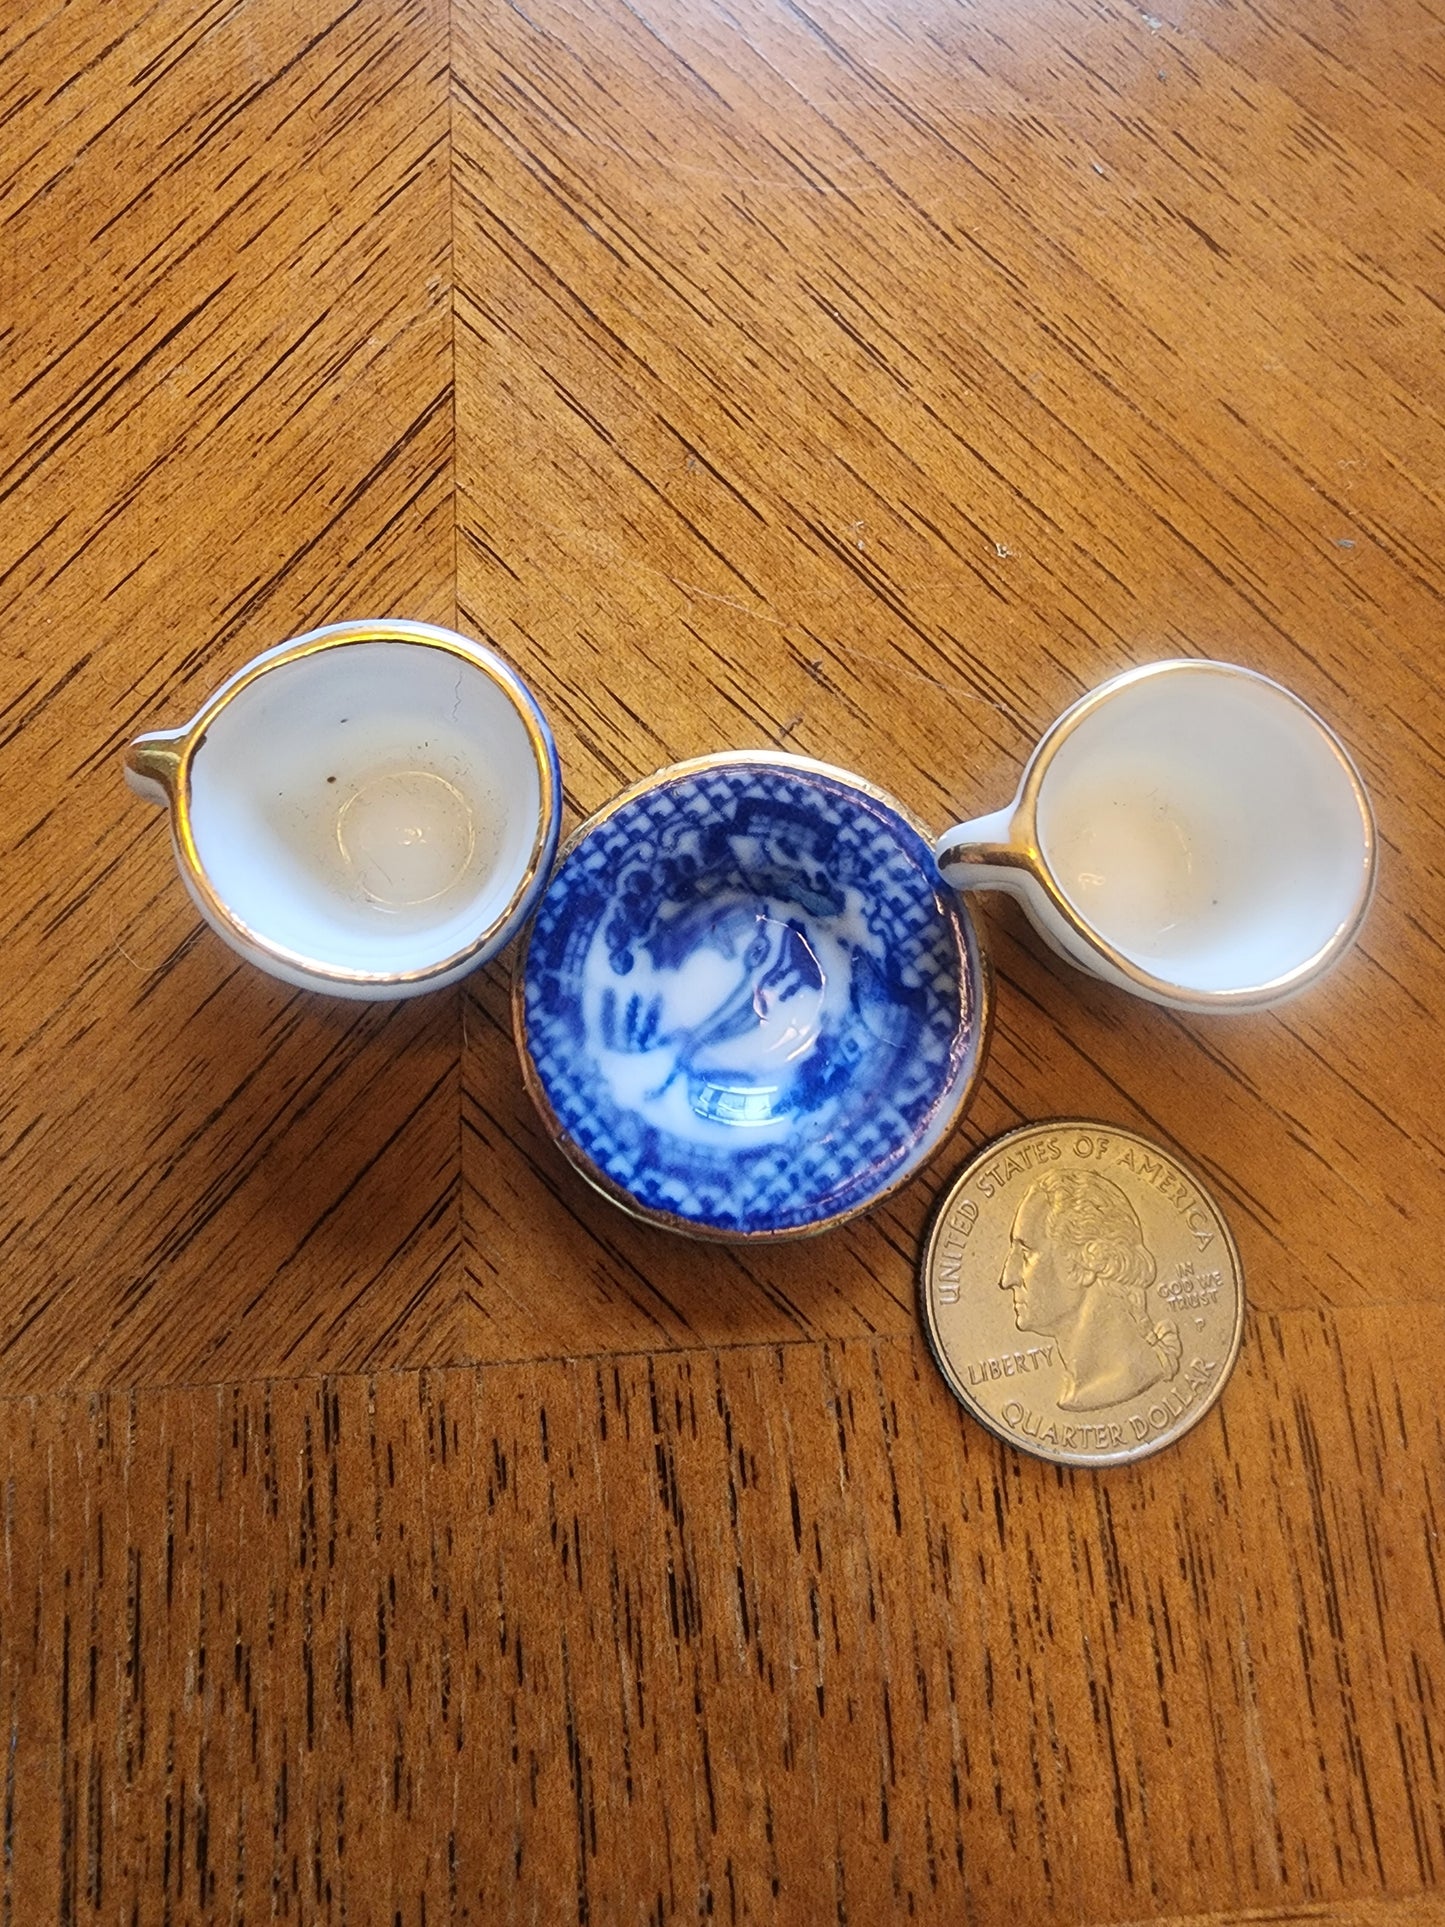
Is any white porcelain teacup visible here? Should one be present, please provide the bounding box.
[935,659,1376,1012]
[125,618,561,998]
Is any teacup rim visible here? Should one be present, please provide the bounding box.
[511,747,993,1241]
[157,619,562,992]
[1006,658,1379,1010]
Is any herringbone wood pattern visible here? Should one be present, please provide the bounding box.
[2,0,1443,1919]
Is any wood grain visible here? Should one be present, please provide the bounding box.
[2,0,1443,1918]
[3,1314,1443,1922]
[1,0,460,1392]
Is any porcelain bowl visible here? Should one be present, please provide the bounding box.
[514,752,990,1240]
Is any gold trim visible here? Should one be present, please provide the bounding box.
[1009,659,1378,1009]
[136,619,561,989]
[123,730,186,802]
[511,749,993,1243]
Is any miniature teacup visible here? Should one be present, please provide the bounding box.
[514,751,991,1240]
[125,618,561,998]
[935,659,1376,1012]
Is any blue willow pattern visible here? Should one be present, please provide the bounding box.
[518,760,985,1238]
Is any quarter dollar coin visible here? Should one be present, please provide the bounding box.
[920,1121,1244,1466]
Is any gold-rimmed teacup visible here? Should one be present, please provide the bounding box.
[124,618,561,998]
[935,659,1377,1013]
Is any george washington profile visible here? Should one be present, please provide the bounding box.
[998,1169,1182,1412]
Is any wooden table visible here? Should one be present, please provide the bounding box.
[3,0,1442,1919]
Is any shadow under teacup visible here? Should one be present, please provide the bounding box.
[935,659,1376,1012]
[514,751,991,1240]
[125,619,561,997]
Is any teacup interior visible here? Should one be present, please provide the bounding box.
[1034,668,1371,995]
[187,641,544,977]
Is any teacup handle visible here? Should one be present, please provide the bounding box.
[124,729,186,807]
[935,806,1033,895]
[936,800,1120,988]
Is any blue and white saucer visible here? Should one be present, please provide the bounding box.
[513,752,990,1240]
